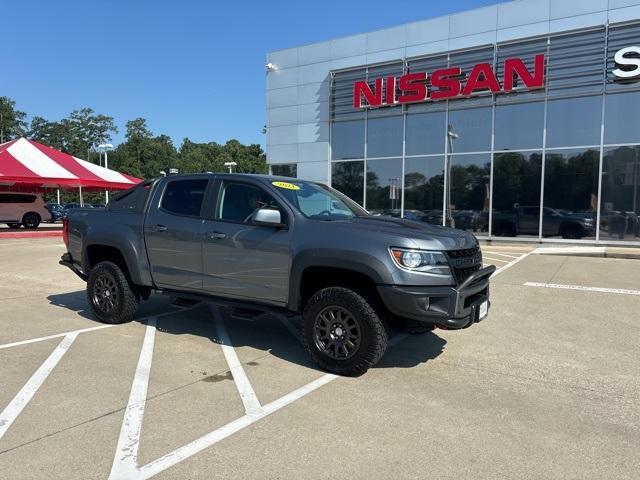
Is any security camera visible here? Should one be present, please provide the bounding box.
[265,62,276,72]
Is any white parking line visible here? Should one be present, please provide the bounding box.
[492,252,531,276]
[524,282,640,296]
[483,256,511,264]
[107,302,411,479]
[212,306,263,416]
[0,332,78,440]
[108,318,157,480]
[0,324,114,351]
[0,306,199,352]
[137,373,338,480]
[483,252,521,259]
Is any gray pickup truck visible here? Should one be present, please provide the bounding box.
[61,174,495,376]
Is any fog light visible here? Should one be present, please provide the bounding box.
[424,297,430,311]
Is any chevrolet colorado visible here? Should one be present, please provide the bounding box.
[61,174,494,376]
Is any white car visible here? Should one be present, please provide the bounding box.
[0,192,52,229]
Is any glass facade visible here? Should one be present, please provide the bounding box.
[270,163,297,178]
[325,21,640,244]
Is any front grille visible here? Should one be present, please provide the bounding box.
[446,247,482,284]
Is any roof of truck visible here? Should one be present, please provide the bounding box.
[160,173,315,183]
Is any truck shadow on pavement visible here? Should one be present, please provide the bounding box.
[47,292,447,373]
[47,290,178,321]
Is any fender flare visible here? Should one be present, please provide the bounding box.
[82,226,153,286]
[288,249,393,311]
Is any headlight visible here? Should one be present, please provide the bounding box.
[389,248,451,275]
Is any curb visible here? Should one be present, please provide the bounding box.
[532,246,640,260]
[0,231,62,239]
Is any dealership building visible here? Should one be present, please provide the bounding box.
[265,0,640,244]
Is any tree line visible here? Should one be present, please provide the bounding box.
[0,96,267,181]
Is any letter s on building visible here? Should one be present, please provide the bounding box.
[613,46,640,79]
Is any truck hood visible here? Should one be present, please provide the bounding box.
[330,216,478,251]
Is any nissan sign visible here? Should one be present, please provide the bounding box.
[613,46,640,80]
[353,54,546,109]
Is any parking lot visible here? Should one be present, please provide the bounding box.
[0,238,639,479]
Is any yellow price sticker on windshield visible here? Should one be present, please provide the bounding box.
[272,181,300,191]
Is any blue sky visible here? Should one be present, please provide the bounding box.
[2,0,505,149]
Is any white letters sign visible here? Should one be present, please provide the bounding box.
[613,46,640,79]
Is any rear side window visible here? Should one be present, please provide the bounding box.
[161,179,208,217]
[110,183,152,213]
[0,194,35,203]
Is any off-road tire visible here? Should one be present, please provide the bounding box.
[22,212,41,229]
[302,287,388,376]
[87,261,138,324]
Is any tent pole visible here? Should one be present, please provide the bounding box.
[79,186,84,207]
[57,189,60,205]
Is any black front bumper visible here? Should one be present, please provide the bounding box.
[377,265,496,330]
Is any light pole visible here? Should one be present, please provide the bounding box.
[445,124,459,228]
[224,161,237,173]
[97,143,114,204]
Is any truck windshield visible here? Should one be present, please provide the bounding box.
[272,180,367,220]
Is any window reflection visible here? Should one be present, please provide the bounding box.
[405,112,446,156]
[494,102,544,151]
[543,149,599,239]
[546,96,602,148]
[447,108,492,153]
[600,146,640,241]
[604,92,640,146]
[492,151,543,237]
[331,161,364,206]
[449,154,490,233]
[404,157,444,225]
[331,120,364,160]
[271,164,297,178]
[367,116,403,158]
[365,158,403,215]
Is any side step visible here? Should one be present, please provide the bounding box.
[228,307,268,322]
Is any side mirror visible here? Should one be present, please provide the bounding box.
[253,208,284,227]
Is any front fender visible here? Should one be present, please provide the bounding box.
[288,248,394,311]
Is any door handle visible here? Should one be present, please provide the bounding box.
[154,224,168,232]
[207,231,226,239]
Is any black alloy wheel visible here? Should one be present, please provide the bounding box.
[86,261,139,324]
[302,286,388,376]
[313,305,362,360]
[92,272,119,314]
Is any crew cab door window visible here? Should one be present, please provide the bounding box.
[216,183,283,223]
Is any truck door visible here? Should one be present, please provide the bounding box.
[144,178,209,291]
[201,180,291,305]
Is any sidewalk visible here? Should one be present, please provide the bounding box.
[479,240,640,259]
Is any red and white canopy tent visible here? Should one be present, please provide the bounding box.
[0,138,141,204]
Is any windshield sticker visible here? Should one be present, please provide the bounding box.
[272,181,300,191]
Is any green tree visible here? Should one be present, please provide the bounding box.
[64,108,118,161]
[0,96,27,143]
[28,116,70,150]
[109,119,179,179]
